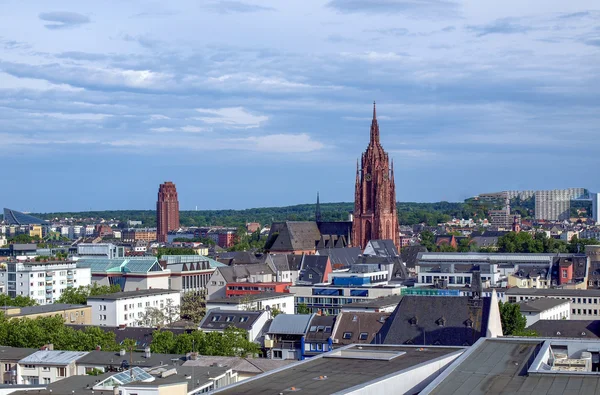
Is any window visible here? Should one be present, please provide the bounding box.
[309,325,317,332]
[308,274,313,279]
[226,316,234,322]
[239,316,248,323]
[211,315,221,322]
[43,378,51,384]
[359,332,368,341]
[562,270,568,279]
[42,367,50,372]
[317,326,325,332]
[310,343,316,351]
[343,332,352,339]
[4,364,11,371]
[324,326,332,333]
[57,367,66,377]
[273,350,282,359]
[24,365,35,369]
[317,343,323,351]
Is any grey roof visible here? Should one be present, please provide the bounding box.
[216,251,263,265]
[75,350,186,368]
[342,294,403,310]
[207,292,291,305]
[199,309,265,332]
[11,372,114,395]
[213,345,463,395]
[378,296,491,346]
[424,338,600,395]
[506,288,600,297]
[87,288,178,300]
[528,320,600,338]
[268,314,314,335]
[332,312,391,345]
[518,298,569,312]
[184,356,296,374]
[67,325,189,348]
[365,239,399,257]
[305,315,336,343]
[267,221,322,252]
[19,350,88,365]
[0,346,38,361]
[216,263,274,283]
[298,255,330,284]
[3,208,46,225]
[1,304,87,317]
[400,245,427,269]
[418,252,584,263]
[317,247,361,268]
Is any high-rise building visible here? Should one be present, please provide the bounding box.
[352,103,399,250]
[156,181,180,242]
[534,188,586,221]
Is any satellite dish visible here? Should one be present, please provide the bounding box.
[265,305,271,311]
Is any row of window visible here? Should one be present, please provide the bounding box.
[420,276,474,284]
[509,296,600,305]
[342,332,369,340]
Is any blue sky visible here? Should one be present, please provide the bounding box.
[0,0,599,212]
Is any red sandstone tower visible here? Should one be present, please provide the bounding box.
[157,181,180,243]
[352,103,400,250]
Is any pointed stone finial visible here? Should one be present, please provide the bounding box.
[373,101,376,120]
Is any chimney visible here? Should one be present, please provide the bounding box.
[144,347,151,358]
[120,349,126,356]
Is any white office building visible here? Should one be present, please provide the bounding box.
[535,188,587,221]
[1,260,91,305]
[77,243,124,259]
[87,289,181,327]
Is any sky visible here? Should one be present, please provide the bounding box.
[0,0,599,212]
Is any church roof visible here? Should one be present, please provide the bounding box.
[267,221,321,252]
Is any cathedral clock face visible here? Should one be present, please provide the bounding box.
[365,173,372,181]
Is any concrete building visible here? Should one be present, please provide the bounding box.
[17,350,88,385]
[0,304,91,325]
[87,289,181,327]
[518,298,571,327]
[592,192,600,224]
[77,257,170,292]
[76,243,124,259]
[0,346,38,385]
[121,228,157,242]
[535,188,587,221]
[506,287,600,320]
[1,260,90,304]
[199,309,269,342]
[206,293,295,315]
[160,254,225,296]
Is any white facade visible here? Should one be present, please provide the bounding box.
[535,188,586,221]
[521,301,571,328]
[87,289,181,327]
[1,261,91,305]
[206,294,295,315]
[17,350,87,385]
[77,243,124,259]
[507,289,600,320]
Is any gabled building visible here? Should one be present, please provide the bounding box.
[297,255,332,285]
[304,315,336,357]
[159,254,225,296]
[206,263,275,300]
[17,350,89,385]
[265,314,314,360]
[77,257,170,292]
[316,247,361,269]
[265,221,352,255]
[199,309,269,343]
[331,311,390,346]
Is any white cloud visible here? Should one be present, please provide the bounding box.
[194,107,268,129]
[150,127,176,132]
[180,126,209,133]
[232,133,325,153]
[30,112,111,121]
[150,114,170,120]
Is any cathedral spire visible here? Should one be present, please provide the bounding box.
[370,101,380,144]
[315,192,322,222]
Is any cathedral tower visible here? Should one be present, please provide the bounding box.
[352,103,399,250]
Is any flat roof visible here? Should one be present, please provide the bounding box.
[213,345,463,395]
[518,298,570,312]
[424,338,600,395]
[342,294,403,309]
[506,288,600,297]
[207,292,292,304]
[87,288,179,300]
[1,304,88,316]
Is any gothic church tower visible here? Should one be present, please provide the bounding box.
[352,103,400,250]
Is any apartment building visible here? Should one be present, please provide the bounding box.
[77,243,124,259]
[535,188,587,220]
[506,288,600,320]
[87,289,181,327]
[0,304,91,325]
[17,350,88,385]
[0,260,91,305]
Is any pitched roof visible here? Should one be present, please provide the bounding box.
[298,255,330,284]
[207,292,291,305]
[400,245,427,269]
[20,350,88,365]
[305,315,336,342]
[183,356,296,374]
[378,295,491,346]
[267,221,321,252]
[317,247,361,268]
[0,346,38,361]
[364,239,399,257]
[199,309,265,332]
[77,257,162,274]
[67,325,189,348]
[527,320,600,338]
[268,314,314,335]
[332,312,390,345]
[517,298,569,312]
[216,263,274,283]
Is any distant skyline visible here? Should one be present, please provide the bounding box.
[1,1,599,212]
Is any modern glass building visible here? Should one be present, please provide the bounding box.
[3,208,46,225]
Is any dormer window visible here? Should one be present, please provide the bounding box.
[436,317,446,327]
[465,318,473,328]
[409,316,418,326]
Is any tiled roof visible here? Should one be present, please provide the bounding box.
[268,314,314,335]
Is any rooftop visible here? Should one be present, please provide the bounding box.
[87,288,179,300]
[506,288,600,297]
[207,292,292,305]
[518,298,570,312]
[342,294,403,310]
[19,350,88,365]
[213,345,463,395]
[1,304,88,317]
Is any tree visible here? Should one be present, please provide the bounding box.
[0,294,38,307]
[150,330,176,354]
[498,302,536,336]
[296,303,310,314]
[419,231,435,251]
[270,307,283,317]
[568,235,600,254]
[57,283,121,305]
[137,307,167,328]
[180,293,206,324]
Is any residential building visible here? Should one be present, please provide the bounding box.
[206,263,275,300]
[156,181,180,243]
[218,229,237,249]
[160,254,225,296]
[183,356,296,382]
[212,344,465,395]
[199,309,269,342]
[528,320,600,339]
[264,314,314,360]
[316,247,361,269]
[225,281,291,298]
[518,298,571,327]
[265,254,302,284]
[121,228,157,243]
[74,350,187,375]
[77,257,170,292]
[87,289,181,327]
[340,294,403,313]
[331,311,390,345]
[420,337,600,394]
[304,315,336,357]
[0,234,7,247]
[352,103,400,250]
[76,243,124,259]
[297,255,332,285]
[535,188,587,220]
[206,293,295,315]
[586,245,600,288]
[0,304,91,325]
[1,259,90,305]
[0,346,38,385]
[506,287,600,320]
[17,350,88,385]
[377,290,503,346]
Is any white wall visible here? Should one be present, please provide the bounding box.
[206,295,295,316]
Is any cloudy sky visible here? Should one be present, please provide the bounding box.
[1,0,599,212]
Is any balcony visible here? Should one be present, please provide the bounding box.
[45,285,53,291]
[67,274,74,280]
[45,276,53,282]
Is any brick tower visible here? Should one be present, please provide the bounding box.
[157,181,180,243]
[352,103,400,250]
